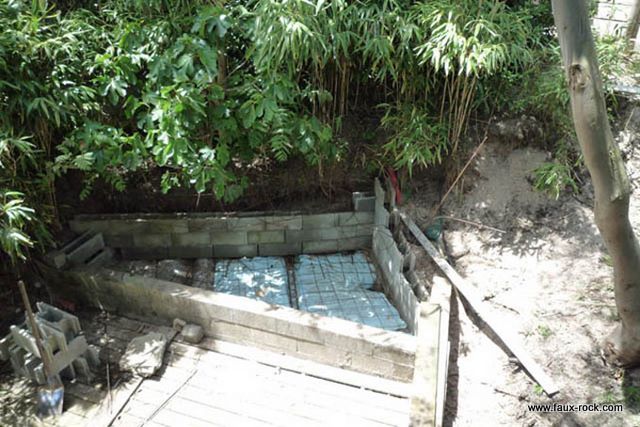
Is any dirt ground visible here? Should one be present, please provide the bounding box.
[405,104,640,426]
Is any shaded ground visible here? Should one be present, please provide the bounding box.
[405,104,640,426]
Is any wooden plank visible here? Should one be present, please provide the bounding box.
[141,357,409,423]
[163,342,410,412]
[91,376,144,427]
[429,276,452,427]
[181,337,413,397]
[400,211,560,396]
[410,303,440,427]
[141,368,405,426]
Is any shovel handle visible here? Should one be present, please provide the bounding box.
[18,280,53,379]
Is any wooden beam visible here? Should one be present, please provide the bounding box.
[430,276,452,427]
[400,212,560,396]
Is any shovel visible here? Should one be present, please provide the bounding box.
[17,280,64,418]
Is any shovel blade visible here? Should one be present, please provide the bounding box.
[37,382,64,418]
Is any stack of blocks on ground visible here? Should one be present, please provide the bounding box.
[38,179,449,425]
[0,303,99,385]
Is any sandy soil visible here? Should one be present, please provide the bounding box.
[406,105,640,427]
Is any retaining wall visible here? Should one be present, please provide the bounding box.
[40,264,416,383]
[371,179,420,334]
[69,211,374,259]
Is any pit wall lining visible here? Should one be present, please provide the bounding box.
[371,179,420,334]
[69,211,374,259]
[40,264,416,383]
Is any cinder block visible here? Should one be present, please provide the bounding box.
[108,219,151,234]
[358,223,375,234]
[403,251,416,272]
[167,246,213,258]
[210,230,248,245]
[121,246,169,260]
[258,242,302,256]
[247,230,285,244]
[375,206,390,228]
[171,232,211,246]
[67,233,105,266]
[372,344,416,367]
[302,213,338,229]
[213,244,257,258]
[103,234,133,248]
[338,236,371,251]
[69,220,112,234]
[287,228,339,242]
[265,215,303,230]
[188,217,228,232]
[337,212,375,226]
[303,240,339,254]
[374,178,385,204]
[146,219,188,233]
[296,340,353,369]
[350,352,413,382]
[133,233,171,248]
[352,192,376,212]
[226,217,267,231]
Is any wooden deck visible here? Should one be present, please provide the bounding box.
[37,314,410,427]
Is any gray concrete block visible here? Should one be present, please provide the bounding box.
[338,236,371,251]
[103,234,134,248]
[385,179,397,209]
[69,220,112,234]
[121,246,169,260]
[302,213,338,229]
[258,242,302,256]
[226,217,267,231]
[374,178,385,204]
[85,247,114,268]
[403,251,416,272]
[352,192,376,212]
[247,230,285,244]
[213,244,257,258]
[356,224,375,236]
[67,233,105,266]
[171,232,211,246]
[188,217,228,232]
[133,233,171,248]
[211,230,248,245]
[265,215,303,230]
[108,219,151,234]
[303,240,339,254]
[167,245,213,258]
[287,228,339,242]
[375,206,390,228]
[44,250,67,269]
[146,219,188,234]
[337,212,375,226]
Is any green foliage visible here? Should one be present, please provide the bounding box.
[0,0,576,261]
[381,106,448,176]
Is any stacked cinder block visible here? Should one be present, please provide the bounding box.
[371,178,421,334]
[69,209,375,260]
[0,303,99,385]
[58,269,416,382]
[45,231,113,270]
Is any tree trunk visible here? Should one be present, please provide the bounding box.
[552,0,640,366]
[626,0,640,49]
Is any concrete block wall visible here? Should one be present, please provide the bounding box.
[593,0,637,37]
[39,264,416,382]
[69,210,374,260]
[371,179,420,334]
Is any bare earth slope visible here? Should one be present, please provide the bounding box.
[409,106,640,426]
